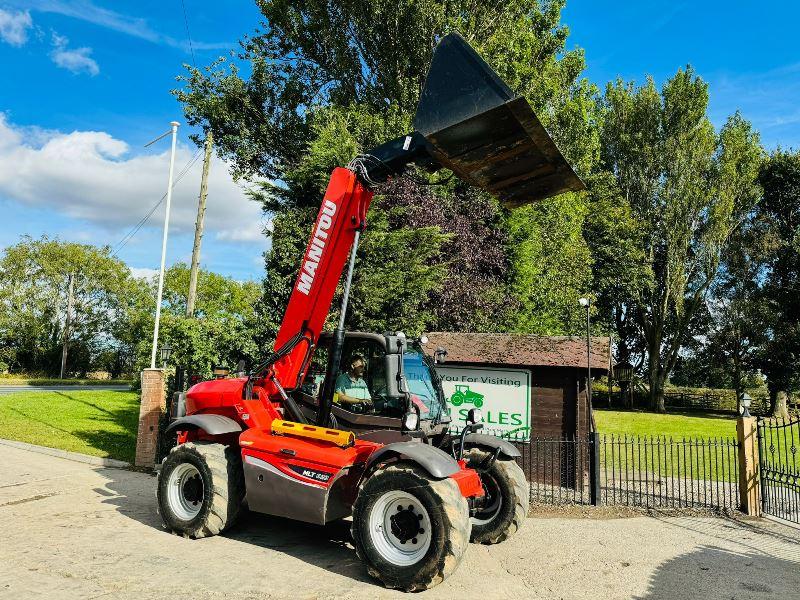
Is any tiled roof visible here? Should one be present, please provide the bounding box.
[421,332,611,371]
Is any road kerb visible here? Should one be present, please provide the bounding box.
[0,438,130,469]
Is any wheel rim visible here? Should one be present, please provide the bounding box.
[367,490,432,566]
[472,471,502,526]
[167,462,204,520]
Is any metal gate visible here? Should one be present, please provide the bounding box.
[757,416,800,524]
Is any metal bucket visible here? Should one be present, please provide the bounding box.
[413,33,585,207]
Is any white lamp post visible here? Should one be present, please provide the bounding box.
[578,297,592,404]
[149,121,180,369]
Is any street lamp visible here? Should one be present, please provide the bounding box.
[578,297,592,405]
[741,393,752,418]
[160,344,172,369]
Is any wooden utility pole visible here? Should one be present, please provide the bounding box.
[186,132,213,317]
[59,272,75,379]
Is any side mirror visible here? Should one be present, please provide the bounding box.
[383,353,409,402]
[466,408,482,425]
[434,346,448,364]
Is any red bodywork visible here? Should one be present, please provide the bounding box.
[180,167,483,523]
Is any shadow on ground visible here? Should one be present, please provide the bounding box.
[639,515,800,599]
[638,545,800,599]
[95,466,374,586]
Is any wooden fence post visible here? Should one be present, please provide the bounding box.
[736,416,761,516]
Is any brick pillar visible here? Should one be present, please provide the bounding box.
[737,416,761,516]
[135,368,166,468]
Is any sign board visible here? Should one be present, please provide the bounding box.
[436,366,531,440]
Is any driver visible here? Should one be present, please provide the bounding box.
[334,353,372,406]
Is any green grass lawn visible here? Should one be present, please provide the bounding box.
[594,408,737,440]
[0,390,140,463]
[594,408,740,482]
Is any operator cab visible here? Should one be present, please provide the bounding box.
[296,331,450,439]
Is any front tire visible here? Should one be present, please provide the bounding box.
[351,464,471,591]
[157,442,244,539]
[464,448,528,544]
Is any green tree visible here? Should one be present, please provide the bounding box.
[598,71,763,412]
[176,0,597,340]
[506,192,591,334]
[0,235,140,376]
[700,215,770,407]
[125,264,262,378]
[757,150,800,417]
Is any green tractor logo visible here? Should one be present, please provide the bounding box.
[449,384,484,408]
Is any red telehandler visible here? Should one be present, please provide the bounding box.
[158,33,583,591]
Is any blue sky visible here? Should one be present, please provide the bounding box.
[563,1,800,150]
[0,1,798,281]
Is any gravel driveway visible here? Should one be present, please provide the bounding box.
[1,443,799,599]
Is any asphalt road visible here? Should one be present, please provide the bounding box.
[1,443,799,599]
[0,385,130,395]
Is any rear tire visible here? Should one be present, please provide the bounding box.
[157,442,244,539]
[351,464,471,591]
[464,448,528,544]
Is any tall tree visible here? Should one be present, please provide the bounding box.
[705,215,770,407]
[0,236,140,376]
[757,150,800,417]
[583,171,650,373]
[176,0,597,341]
[598,71,763,411]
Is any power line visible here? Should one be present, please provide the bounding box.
[180,0,197,68]
[111,147,203,257]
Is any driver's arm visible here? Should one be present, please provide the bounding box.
[335,375,372,405]
[336,392,368,404]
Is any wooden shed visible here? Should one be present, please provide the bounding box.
[422,332,611,488]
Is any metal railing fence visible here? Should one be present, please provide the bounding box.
[463,427,740,511]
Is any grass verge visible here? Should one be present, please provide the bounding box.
[0,390,139,463]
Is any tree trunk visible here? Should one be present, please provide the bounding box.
[647,351,667,413]
[624,384,633,410]
[771,390,790,419]
[652,379,666,413]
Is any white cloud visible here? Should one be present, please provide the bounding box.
[129,267,158,280]
[10,0,231,52]
[0,8,32,46]
[49,32,99,76]
[0,114,267,246]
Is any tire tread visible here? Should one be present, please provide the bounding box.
[351,464,471,591]
[465,448,529,544]
[157,441,244,539]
